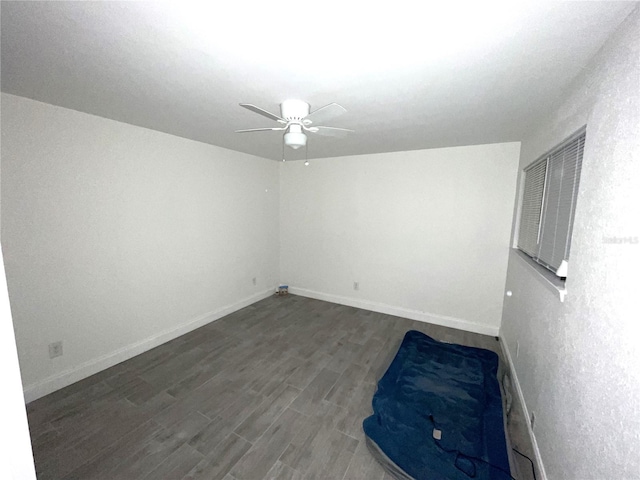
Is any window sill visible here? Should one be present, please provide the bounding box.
[511,249,567,302]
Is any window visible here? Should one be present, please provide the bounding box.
[517,128,585,278]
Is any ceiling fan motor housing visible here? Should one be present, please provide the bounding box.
[280,99,310,122]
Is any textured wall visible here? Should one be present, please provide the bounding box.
[1,94,280,399]
[501,7,640,479]
[281,143,520,335]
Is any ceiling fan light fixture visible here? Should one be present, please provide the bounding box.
[284,124,307,150]
[284,132,307,149]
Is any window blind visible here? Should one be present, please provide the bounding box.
[517,159,547,257]
[517,129,585,278]
[537,134,585,272]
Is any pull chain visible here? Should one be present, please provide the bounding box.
[304,139,309,166]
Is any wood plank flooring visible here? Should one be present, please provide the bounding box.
[26,294,536,480]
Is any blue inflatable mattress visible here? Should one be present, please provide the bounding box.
[362,330,511,480]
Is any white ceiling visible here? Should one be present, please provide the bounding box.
[1,1,636,160]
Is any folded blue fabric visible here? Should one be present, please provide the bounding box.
[363,330,511,480]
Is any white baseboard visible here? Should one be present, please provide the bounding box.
[288,287,499,337]
[499,337,548,480]
[23,288,276,403]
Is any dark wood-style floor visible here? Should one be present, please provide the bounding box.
[26,294,536,480]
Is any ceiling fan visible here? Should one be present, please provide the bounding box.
[235,100,354,150]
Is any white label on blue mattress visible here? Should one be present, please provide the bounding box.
[432,428,442,440]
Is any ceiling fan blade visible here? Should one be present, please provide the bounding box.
[304,103,346,125]
[235,127,286,133]
[306,126,354,138]
[239,104,286,123]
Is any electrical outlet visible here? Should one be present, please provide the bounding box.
[252,277,257,286]
[530,411,536,429]
[516,341,520,358]
[353,281,359,291]
[49,341,63,359]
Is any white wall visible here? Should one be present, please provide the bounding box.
[0,123,36,477]
[1,93,280,401]
[0,250,36,479]
[280,144,520,336]
[501,7,640,480]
